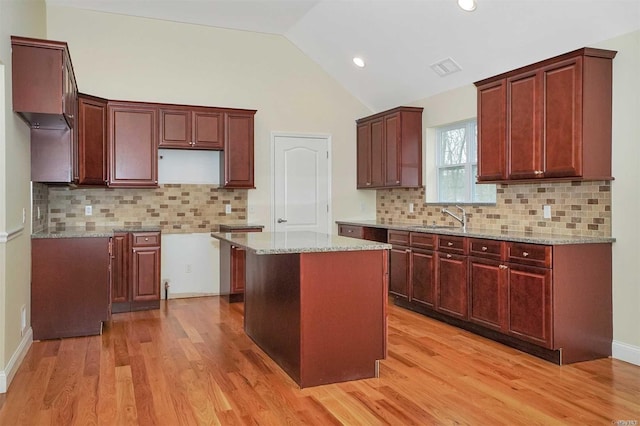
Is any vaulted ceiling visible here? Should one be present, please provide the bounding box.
[46,0,640,111]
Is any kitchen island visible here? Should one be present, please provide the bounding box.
[211,231,391,388]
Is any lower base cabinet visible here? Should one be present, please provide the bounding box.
[389,229,612,365]
[111,231,161,313]
[219,225,263,302]
[32,237,110,340]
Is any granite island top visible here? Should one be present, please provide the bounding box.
[336,219,615,245]
[32,226,162,239]
[211,231,392,254]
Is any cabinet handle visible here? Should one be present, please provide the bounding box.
[499,264,508,270]
[447,242,453,246]
[446,254,452,259]
[481,246,488,251]
[144,237,149,241]
[523,251,529,257]
[405,249,411,253]
[366,182,371,186]
[396,180,400,184]
[534,170,544,175]
[347,229,353,233]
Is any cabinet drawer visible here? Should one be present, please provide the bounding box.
[410,232,435,250]
[469,238,504,260]
[388,230,410,246]
[132,232,161,247]
[507,242,551,268]
[437,235,467,254]
[338,225,364,239]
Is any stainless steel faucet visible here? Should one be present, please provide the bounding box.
[441,205,467,232]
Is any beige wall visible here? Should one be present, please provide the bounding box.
[46,6,376,234]
[405,31,640,356]
[0,0,47,389]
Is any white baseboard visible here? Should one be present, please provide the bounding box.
[0,327,33,393]
[612,340,640,366]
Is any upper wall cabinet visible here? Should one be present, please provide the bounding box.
[356,106,423,189]
[159,106,224,150]
[108,101,158,188]
[78,94,108,186]
[222,110,257,188]
[475,48,617,183]
[11,36,78,130]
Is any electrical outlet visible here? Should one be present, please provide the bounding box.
[37,206,41,219]
[85,205,93,216]
[543,205,551,219]
[409,203,414,213]
[225,204,232,214]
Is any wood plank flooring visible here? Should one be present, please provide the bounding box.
[1,296,638,425]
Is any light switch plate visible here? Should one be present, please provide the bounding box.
[543,205,551,219]
[85,205,93,216]
[225,204,232,214]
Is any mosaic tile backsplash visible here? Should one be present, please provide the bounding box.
[377,181,611,237]
[44,184,248,234]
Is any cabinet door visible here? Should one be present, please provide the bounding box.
[507,264,552,348]
[356,122,372,188]
[78,95,107,185]
[436,252,468,319]
[469,257,506,331]
[384,112,401,186]
[131,246,161,302]
[108,103,158,187]
[193,109,224,149]
[159,108,191,148]
[230,245,246,293]
[389,246,410,300]
[110,233,129,313]
[543,57,583,178]
[507,70,543,179]
[370,118,385,187]
[223,111,255,188]
[477,80,507,181]
[410,248,435,308]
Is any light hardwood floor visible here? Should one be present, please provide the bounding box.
[1,296,638,425]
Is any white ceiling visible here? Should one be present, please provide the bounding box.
[46,0,640,111]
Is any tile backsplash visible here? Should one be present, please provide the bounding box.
[44,184,248,234]
[377,181,611,237]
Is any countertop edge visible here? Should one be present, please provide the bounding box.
[336,220,615,245]
[211,232,392,254]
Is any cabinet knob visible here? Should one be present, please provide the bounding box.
[366,182,371,186]
[499,264,508,270]
[144,237,149,241]
[447,242,453,246]
[446,254,452,259]
[396,180,400,184]
[481,246,488,251]
[347,229,352,233]
[523,251,529,257]
[534,170,544,175]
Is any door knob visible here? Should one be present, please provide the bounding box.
[277,218,288,223]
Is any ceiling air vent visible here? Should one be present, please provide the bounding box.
[430,57,462,77]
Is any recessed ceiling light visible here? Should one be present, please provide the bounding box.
[457,0,477,12]
[353,57,365,68]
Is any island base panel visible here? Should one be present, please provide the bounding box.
[245,249,387,388]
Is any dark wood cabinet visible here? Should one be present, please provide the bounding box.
[111,231,161,313]
[108,101,158,188]
[219,225,263,302]
[468,238,507,332]
[436,251,468,320]
[221,110,256,188]
[159,107,224,150]
[32,237,110,340]
[12,36,80,184]
[337,224,388,242]
[11,36,77,130]
[475,47,617,183]
[78,94,108,185]
[387,230,436,306]
[356,106,423,189]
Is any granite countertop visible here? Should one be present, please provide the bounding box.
[211,231,392,255]
[336,219,615,245]
[32,226,162,239]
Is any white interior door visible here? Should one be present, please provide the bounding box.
[273,134,330,233]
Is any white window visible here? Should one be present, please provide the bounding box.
[436,119,496,203]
